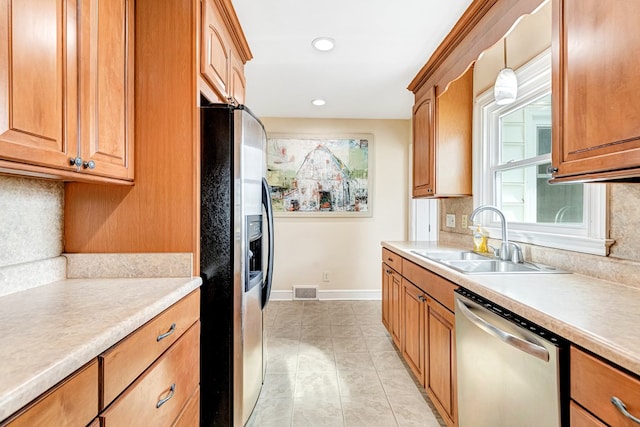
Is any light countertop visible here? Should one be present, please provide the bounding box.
[0,276,202,421]
[382,241,640,377]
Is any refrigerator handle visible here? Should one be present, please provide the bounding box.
[261,177,274,309]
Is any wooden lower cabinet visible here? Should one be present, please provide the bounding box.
[402,279,425,384]
[100,322,200,426]
[100,290,201,426]
[0,291,200,427]
[100,290,200,409]
[172,387,200,427]
[1,360,98,427]
[425,297,456,426]
[571,345,640,426]
[381,249,457,426]
[570,401,607,427]
[381,256,402,349]
[381,264,390,330]
[390,269,402,349]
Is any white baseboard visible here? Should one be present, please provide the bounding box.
[270,289,381,301]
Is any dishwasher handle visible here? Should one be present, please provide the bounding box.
[456,298,550,362]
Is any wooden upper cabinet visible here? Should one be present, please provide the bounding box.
[412,66,473,198]
[200,0,252,104]
[0,0,76,171]
[550,0,640,182]
[230,50,246,105]
[201,0,231,101]
[0,0,133,182]
[78,0,134,181]
[412,86,436,197]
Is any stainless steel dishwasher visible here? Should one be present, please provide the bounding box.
[455,288,568,427]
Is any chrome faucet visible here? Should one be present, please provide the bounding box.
[469,205,523,263]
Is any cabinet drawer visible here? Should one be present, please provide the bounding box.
[382,248,403,274]
[171,387,200,427]
[571,346,640,426]
[402,260,458,312]
[100,321,200,426]
[100,290,200,408]
[570,401,606,427]
[3,360,98,427]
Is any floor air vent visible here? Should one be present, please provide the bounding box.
[293,286,318,300]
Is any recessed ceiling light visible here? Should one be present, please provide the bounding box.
[312,37,335,52]
[311,99,326,106]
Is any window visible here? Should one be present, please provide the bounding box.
[473,50,610,255]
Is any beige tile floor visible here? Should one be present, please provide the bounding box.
[246,300,445,427]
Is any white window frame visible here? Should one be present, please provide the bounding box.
[473,49,611,256]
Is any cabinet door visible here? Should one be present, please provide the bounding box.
[230,50,246,105]
[425,298,456,427]
[401,279,425,385]
[201,0,230,101]
[435,66,473,196]
[381,264,391,331]
[0,0,77,171]
[412,86,436,197]
[78,0,134,180]
[551,0,640,182]
[390,270,402,349]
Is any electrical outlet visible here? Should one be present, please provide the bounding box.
[322,271,330,282]
[446,214,455,228]
[461,214,468,229]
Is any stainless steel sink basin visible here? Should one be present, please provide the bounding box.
[411,250,491,261]
[411,250,568,274]
[444,259,568,274]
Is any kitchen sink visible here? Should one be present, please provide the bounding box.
[411,250,491,261]
[411,250,568,274]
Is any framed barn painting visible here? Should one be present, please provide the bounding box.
[266,134,373,217]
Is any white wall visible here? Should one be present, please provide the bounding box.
[261,117,410,298]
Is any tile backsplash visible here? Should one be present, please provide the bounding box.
[439,183,640,288]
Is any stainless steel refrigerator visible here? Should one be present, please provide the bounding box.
[200,103,274,426]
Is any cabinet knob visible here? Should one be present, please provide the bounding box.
[418,295,426,302]
[82,160,96,170]
[69,157,82,167]
[546,166,558,174]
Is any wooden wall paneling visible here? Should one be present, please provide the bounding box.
[64,0,200,274]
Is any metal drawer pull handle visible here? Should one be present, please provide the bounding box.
[611,396,640,424]
[157,323,176,342]
[156,384,176,408]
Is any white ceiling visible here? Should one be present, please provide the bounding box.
[231,0,474,120]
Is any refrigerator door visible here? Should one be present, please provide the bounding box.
[237,108,267,426]
[261,177,274,309]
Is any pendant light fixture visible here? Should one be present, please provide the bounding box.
[494,38,517,105]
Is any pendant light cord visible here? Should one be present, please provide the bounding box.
[503,38,508,68]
